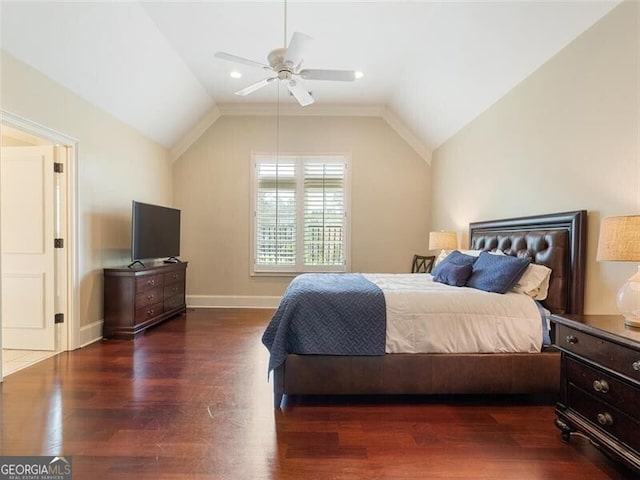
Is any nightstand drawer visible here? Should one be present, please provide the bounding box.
[565,356,639,419]
[557,324,640,382]
[568,384,640,453]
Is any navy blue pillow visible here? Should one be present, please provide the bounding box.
[431,250,478,278]
[466,252,531,293]
[433,262,473,287]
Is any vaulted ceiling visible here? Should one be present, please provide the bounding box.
[0,1,621,160]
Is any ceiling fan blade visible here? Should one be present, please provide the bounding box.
[284,32,312,68]
[234,77,277,96]
[299,69,357,82]
[286,79,314,107]
[214,51,271,71]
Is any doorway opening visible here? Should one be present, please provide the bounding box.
[0,111,79,380]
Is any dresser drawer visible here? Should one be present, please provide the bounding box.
[135,302,164,324]
[557,324,640,382]
[568,384,640,453]
[135,287,163,308]
[164,293,185,311]
[136,274,164,292]
[163,282,184,299]
[565,356,639,419]
[164,269,185,285]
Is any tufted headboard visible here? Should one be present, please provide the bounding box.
[469,210,587,314]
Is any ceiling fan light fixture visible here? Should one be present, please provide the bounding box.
[355,71,364,79]
[215,29,357,106]
[229,71,242,79]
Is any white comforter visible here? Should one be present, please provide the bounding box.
[363,274,543,354]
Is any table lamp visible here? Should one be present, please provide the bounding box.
[429,231,457,260]
[596,215,640,327]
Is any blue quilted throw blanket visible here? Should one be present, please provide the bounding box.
[262,273,387,372]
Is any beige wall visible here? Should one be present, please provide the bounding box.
[1,50,173,331]
[173,114,430,302]
[431,1,639,314]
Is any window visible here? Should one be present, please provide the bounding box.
[252,154,349,273]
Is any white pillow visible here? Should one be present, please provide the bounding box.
[512,263,552,300]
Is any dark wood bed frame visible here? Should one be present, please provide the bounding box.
[272,210,587,408]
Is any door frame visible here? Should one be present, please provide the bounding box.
[1,110,80,380]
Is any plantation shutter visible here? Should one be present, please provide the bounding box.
[303,162,345,266]
[253,154,348,272]
[255,160,297,266]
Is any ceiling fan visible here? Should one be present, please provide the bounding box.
[215,32,357,107]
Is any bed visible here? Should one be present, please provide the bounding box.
[263,210,587,408]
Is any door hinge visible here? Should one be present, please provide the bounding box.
[54,238,64,248]
[54,313,64,324]
[54,162,64,173]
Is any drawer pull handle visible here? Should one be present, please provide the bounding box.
[597,412,614,426]
[565,335,578,345]
[147,294,155,300]
[146,309,154,316]
[633,361,640,372]
[593,380,609,394]
[147,279,156,286]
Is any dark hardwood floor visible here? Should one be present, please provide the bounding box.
[0,309,636,479]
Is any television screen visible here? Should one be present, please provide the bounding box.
[131,201,181,261]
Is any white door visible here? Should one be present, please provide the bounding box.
[1,145,56,350]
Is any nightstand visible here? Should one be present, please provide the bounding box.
[550,314,640,473]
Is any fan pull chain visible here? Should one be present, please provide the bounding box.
[275,73,281,260]
[283,0,287,48]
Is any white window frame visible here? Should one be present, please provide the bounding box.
[251,153,351,275]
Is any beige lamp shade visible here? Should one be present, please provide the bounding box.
[596,215,640,262]
[429,231,457,251]
[596,215,640,327]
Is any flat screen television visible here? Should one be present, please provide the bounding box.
[131,201,181,265]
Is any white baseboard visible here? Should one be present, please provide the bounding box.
[187,295,281,309]
[80,320,104,347]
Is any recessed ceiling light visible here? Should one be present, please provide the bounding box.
[355,71,364,79]
[230,71,242,79]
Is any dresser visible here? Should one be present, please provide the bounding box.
[551,314,640,473]
[103,262,187,339]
